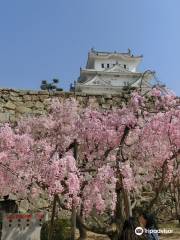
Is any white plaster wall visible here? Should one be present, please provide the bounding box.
[1,212,47,240]
[94,59,137,72]
[101,75,137,86]
[83,75,138,87]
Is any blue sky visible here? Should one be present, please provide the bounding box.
[0,0,179,95]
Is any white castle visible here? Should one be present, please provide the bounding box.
[72,49,155,94]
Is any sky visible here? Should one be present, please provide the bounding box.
[0,0,179,95]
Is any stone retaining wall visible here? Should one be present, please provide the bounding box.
[0,88,131,123]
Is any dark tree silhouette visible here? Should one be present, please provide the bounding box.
[40,79,63,92]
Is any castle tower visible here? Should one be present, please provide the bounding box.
[74,49,154,94]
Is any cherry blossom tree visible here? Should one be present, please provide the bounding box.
[73,89,180,240]
[0,99,80,202]
[0,99,81,240]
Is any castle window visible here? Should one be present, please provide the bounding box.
[107,63,110,68]
[101,63,104,68]
[124,64,126,69]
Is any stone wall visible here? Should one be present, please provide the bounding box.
[0,88,131,123]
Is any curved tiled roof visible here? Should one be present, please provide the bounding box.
[90,49,143,59]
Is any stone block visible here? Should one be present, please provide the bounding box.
[104,94,112,99]
[2,95,9,101]
[9,91,18,97]
[35,101,44,109]
[99,97,105,104]
[0,98,5,104]
[33,109,46,115]
[23,95,32,101]
[43,99,51,106]
[102,104,110,109]
[24,101,34,108]
[0,112,10,122]
[31,95,40,101]
[75,92,87,97]
[38,90,49,95]
[53,91,65,96]
[16,106,32,113]
[9,96,22,102]
[107,99,113,105]
[4,101,16,110]
[9,115,17,122]
[18,90,29,95]
[39,95,49,101]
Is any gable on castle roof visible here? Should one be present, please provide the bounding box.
[103,64,132,73]
[82,75,112,86]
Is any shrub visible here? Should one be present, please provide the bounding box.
[40,218,71,240]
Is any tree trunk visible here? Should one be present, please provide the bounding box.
[174,181,180,225]
[76,215,88,240]
[149,160,167,210]
[123,189,132,219]
[113,183,125,240]
[108,232,119,240]
[71,200,77,240]
[48,195,57,240]
[71,139,78,240]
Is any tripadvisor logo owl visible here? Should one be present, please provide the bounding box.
[135,227,144,235]
[135,227,173,235]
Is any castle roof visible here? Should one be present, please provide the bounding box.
[86,49,143,69]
